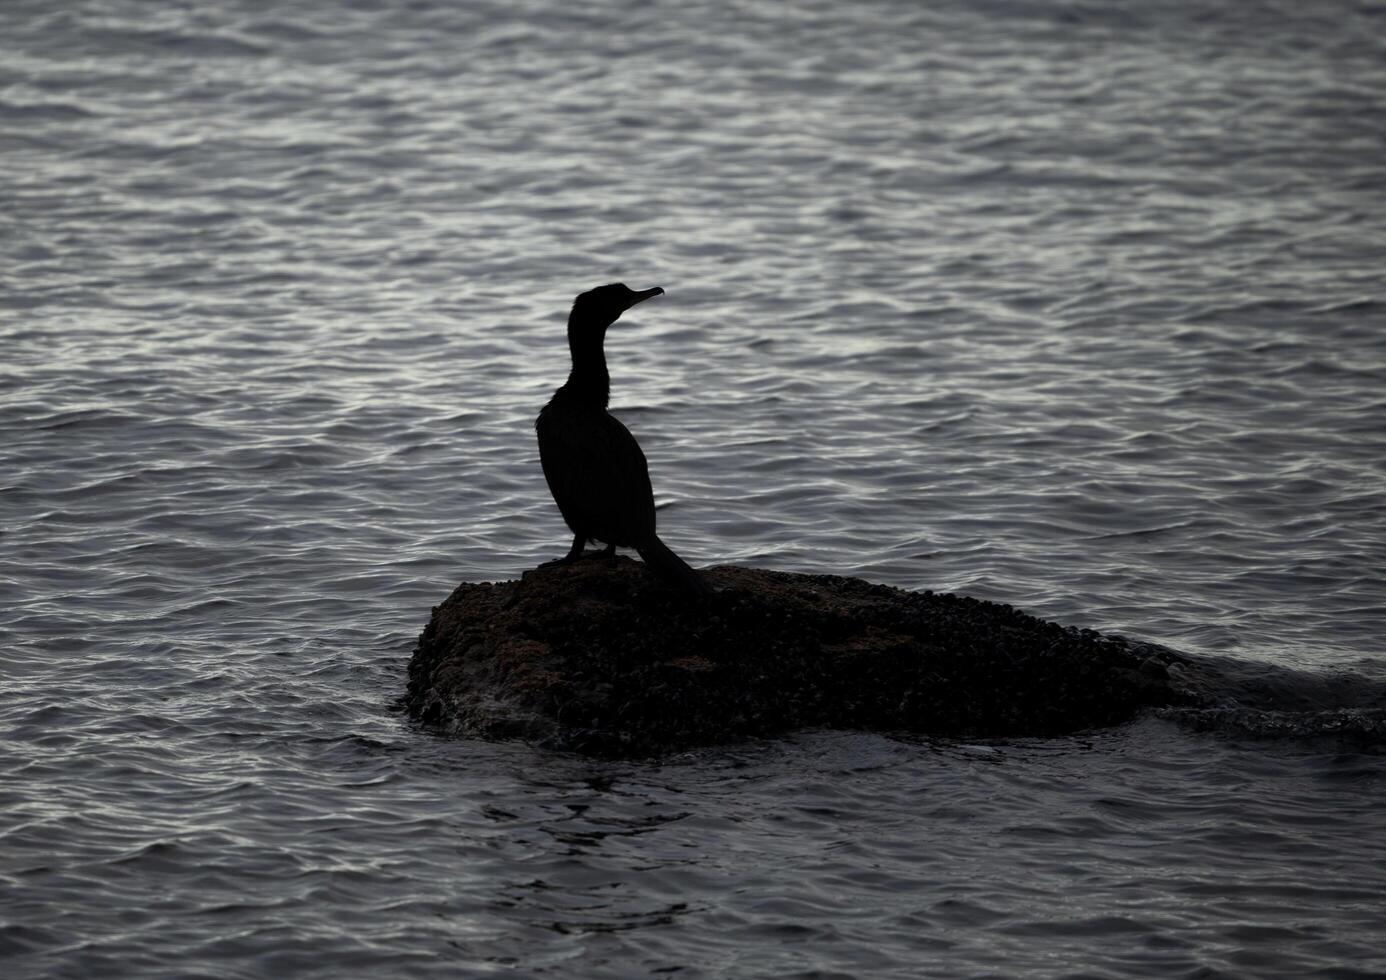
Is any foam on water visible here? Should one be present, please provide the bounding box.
[3,0,1386,975]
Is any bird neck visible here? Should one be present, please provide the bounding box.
[564,317,610,408]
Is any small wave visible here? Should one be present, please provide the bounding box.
[1089,520,1200,541]
[1307,297,1383,315]
[1163,707,1386,743]
[85,26,269,59]
[240,19,331,42]
[0,99,96,122]
[35,409,146,432]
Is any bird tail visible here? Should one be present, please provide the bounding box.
[637,536,713,596]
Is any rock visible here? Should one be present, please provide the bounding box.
[405,558,1200,755]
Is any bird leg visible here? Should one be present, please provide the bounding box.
[541,534,615,567]
[558,532,589,564]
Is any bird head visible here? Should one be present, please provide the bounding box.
[569,283,664,331]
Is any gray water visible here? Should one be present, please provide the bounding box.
[4,0,1386,975]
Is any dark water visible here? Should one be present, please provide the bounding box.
[3,0,1386,975]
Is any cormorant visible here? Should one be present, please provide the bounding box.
[535,283,712,596]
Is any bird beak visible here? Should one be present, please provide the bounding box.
[626,286,664,308]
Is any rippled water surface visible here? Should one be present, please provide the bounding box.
[4,0,1386,975]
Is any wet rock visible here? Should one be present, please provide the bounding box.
[405,558,1198,755]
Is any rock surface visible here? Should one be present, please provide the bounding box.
[406,558,1207,755]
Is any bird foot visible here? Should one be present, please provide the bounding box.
[539,545,616,568]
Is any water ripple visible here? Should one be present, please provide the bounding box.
[3,0,1386,975]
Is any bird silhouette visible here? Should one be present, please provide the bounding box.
[535,283,711,595]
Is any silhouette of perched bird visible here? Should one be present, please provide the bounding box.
[535,283,711,595]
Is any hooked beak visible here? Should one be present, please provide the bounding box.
[626,286,664,308]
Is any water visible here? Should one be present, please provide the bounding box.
[3,0,1386,974]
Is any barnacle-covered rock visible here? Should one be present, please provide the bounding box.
[405,558,1205,755]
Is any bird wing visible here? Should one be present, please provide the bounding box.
[536,403,656,546]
